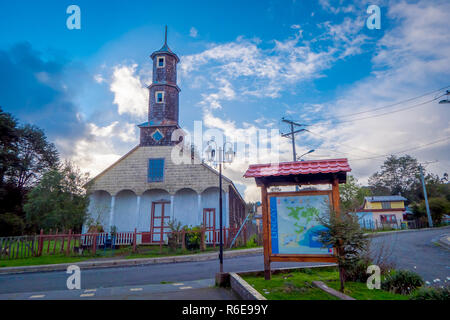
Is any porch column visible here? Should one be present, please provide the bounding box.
[170,195,175,219]
[224,192,229,227]
[109,195,116,231]
[135,195,141,230]
[197,194,202,225]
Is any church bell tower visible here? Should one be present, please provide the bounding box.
[139,26,181,146]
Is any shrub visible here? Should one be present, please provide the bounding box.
[410,286,450,300]
[345,258,372,283]
[245,234,258,248]
[184,226,201,250]
[381,270,424,295]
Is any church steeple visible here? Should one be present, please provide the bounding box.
[139,26,182,147]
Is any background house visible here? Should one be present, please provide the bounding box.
[356,195,407,229]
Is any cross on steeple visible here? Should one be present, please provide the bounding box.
[164,25,167,46]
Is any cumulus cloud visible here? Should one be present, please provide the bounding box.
[110,64,148,118]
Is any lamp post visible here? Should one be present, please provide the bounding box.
[205,138,235,273]
[297,149,315,161]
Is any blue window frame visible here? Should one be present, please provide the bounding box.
[148,158,165,182]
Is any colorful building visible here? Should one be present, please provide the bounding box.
[356,195,407,229]
[83,29,246,241]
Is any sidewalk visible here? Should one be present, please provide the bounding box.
[0,247,263,275]
[364,225,450,238]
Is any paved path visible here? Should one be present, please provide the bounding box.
[0,254,324,297]
[369,227,450,283]
[0,278,239,300]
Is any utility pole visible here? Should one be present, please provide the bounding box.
[281,118,306,162]
[419,164,433,228]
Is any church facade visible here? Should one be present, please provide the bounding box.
[84,31,246,241]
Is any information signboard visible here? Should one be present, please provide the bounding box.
[268,191,335,259]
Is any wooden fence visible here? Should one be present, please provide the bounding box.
[360,219,428,231]
[0,227,247,260]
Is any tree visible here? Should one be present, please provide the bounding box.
[368,155,423,203]
[412,197,450,225]
[24,161,90,233]
[10,124,59,189]
[0,107,19,185]
[0,108,60,235]
[340,175,372,213]
[317,210,369,292]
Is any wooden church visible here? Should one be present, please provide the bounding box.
[84,29,246,243]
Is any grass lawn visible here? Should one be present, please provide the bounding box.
[241,267,408,300]
[0,244,254,268]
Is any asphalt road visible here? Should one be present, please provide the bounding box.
[369,227,450,283]
[0,227,448,299]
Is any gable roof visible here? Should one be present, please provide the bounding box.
[244,158,351,178]
[364,196,407,202]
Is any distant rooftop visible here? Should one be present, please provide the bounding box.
[364,195,407,202]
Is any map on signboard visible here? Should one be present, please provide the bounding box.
[270,194,333,255]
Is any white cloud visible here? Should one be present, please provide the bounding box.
[189,27,198,38]
[110,64,148,118]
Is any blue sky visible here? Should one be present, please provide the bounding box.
[0,0,449,200]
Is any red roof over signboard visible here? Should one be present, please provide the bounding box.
[244,158,351,178]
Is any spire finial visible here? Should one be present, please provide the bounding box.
[164,25,168,45]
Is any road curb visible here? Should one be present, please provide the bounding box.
[0,247,263,275]
[437,234,450,250]
[365,225,450,238]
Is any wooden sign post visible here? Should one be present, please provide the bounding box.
[244,159,351,280]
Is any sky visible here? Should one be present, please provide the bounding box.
[0,0,449,201]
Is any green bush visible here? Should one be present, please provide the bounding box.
[381,270,424,295]
[245,234,258,248]
[184,226,201,250]
[410,286,450,300]
[345,259,372,283]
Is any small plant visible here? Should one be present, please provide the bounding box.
[316,210,369,292]
[245,234,258,248]
[167,219,182,252]
[381,270,424,295]
[345,258,372,283]
[409,286,450,300]
[183,225,202,250]
[110,225,118,237]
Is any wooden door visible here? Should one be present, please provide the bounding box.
[150,201,171,243]
[203,208,216,245]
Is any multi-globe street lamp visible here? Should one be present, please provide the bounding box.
[205,138,235,273]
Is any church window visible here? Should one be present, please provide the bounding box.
[157,56,165,68]
[156,91,165,103]
[148,158,165,182]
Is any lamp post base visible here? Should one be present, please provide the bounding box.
[215,272,230,287]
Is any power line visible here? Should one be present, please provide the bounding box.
[305,129,384,157]
[311,95,445,126]
[349,136,450,161]
[307,85,450,122]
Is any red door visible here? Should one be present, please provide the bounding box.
[141,201,170,244]
[203,208,216,246]
[150,201,171,243]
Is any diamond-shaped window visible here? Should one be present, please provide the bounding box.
[151,129,164,142]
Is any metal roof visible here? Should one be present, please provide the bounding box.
[364,196,407,202]
[243,158,351,178]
